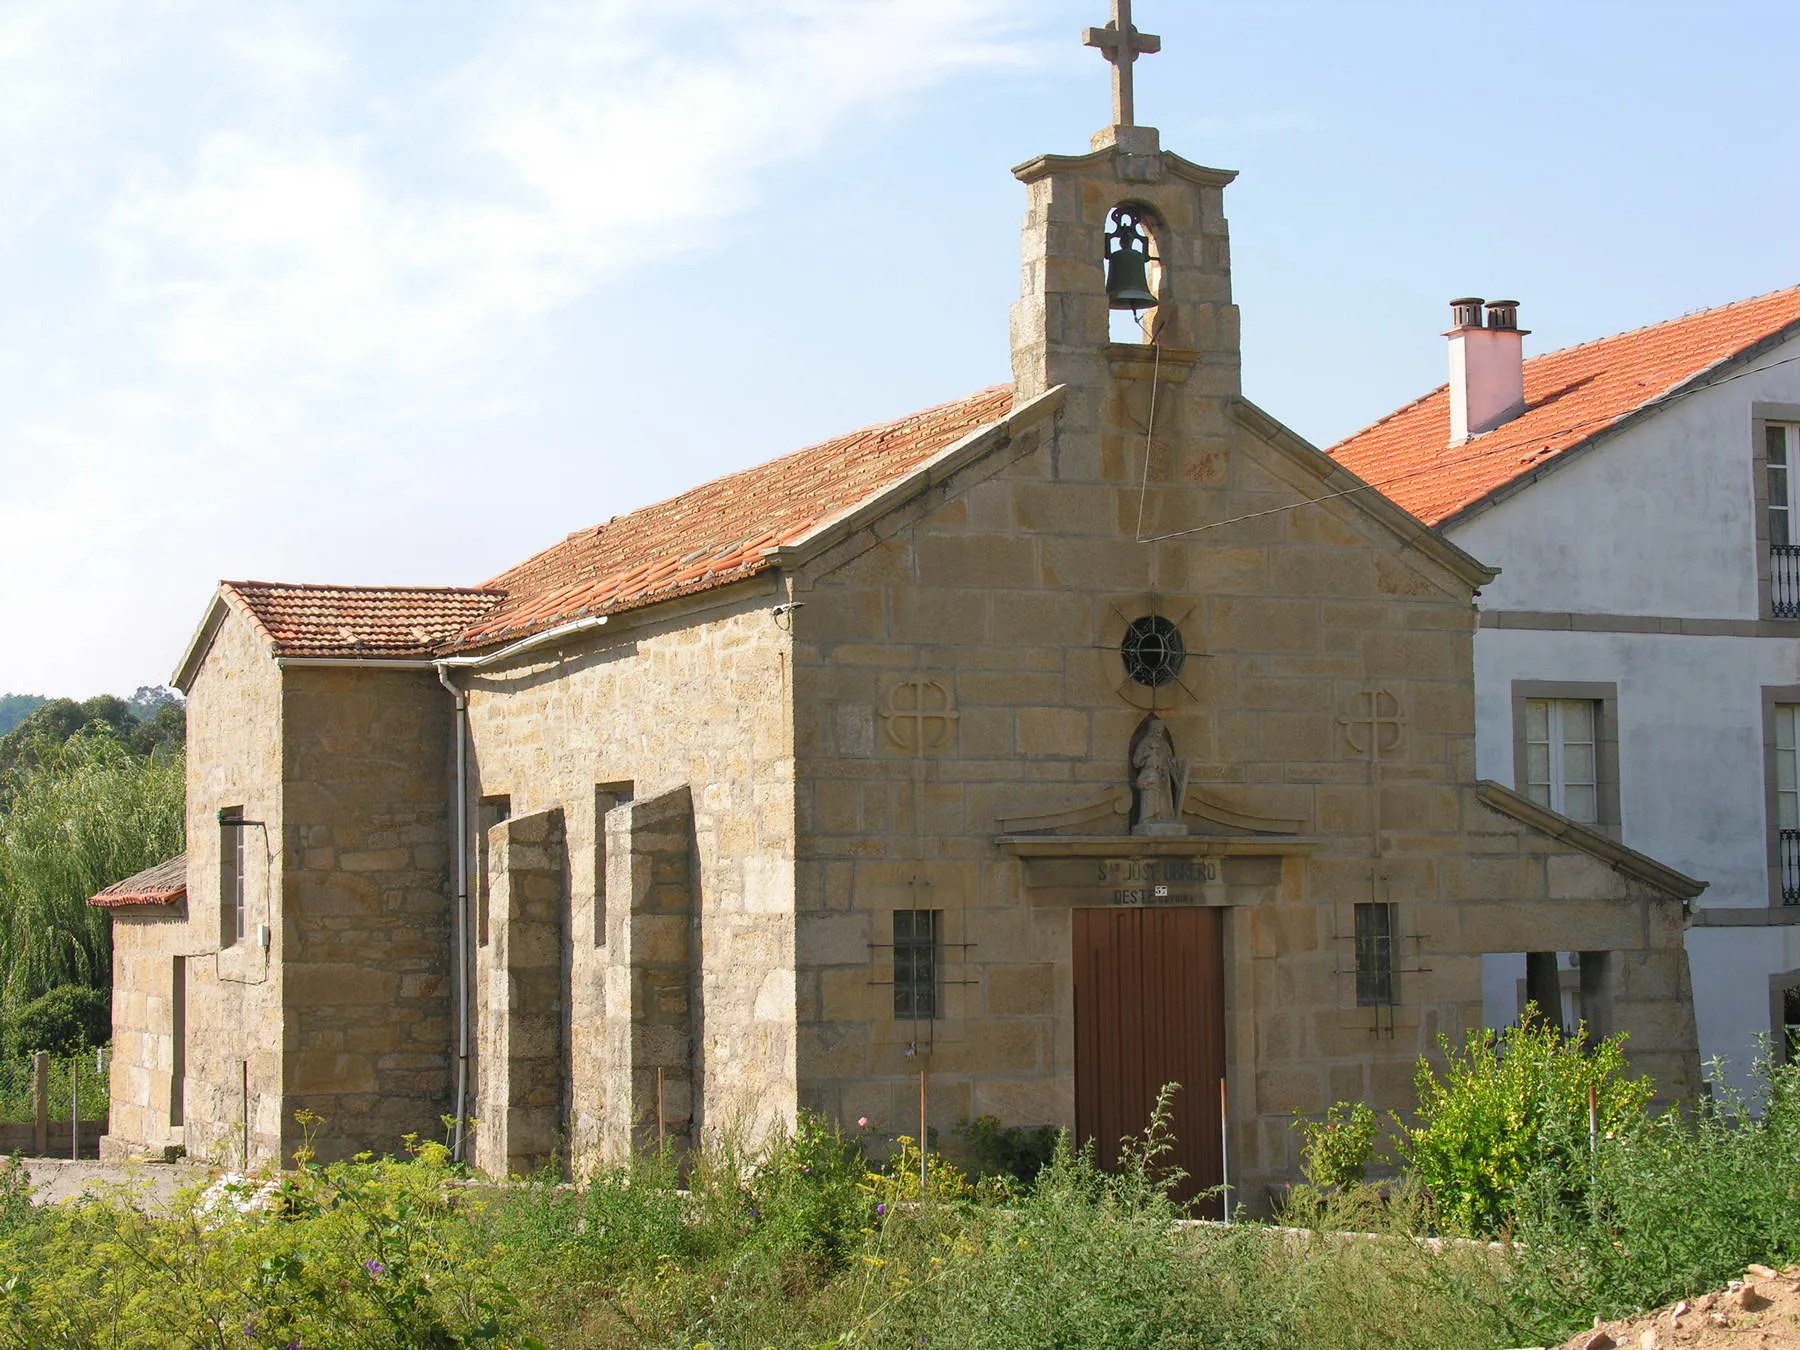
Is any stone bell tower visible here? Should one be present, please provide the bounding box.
[1010,3,1242,498]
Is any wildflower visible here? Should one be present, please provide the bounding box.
[876,1202,887,1216]
[364,1260,386,1277]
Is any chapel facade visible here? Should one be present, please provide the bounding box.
[97,19,1704,1210]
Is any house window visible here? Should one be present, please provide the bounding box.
[1774,705,1799,905]
[1769,423,1797,547]
[893,910,940,1020]
[1353,902,1397,1007]
[1758,413,1800,619]
[219,807,246,947]
[1780,980,1800,1064]
[1524,698,1599,823]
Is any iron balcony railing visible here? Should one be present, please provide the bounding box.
[1773,545,1800,618]
[1782,829,1800,905]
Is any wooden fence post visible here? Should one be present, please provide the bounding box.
[32,1053,48,1155]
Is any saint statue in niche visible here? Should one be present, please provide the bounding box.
[1130,714,1187,836]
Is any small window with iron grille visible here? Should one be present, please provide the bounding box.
[893,910,940,1020]
[1354,902,1397,1007]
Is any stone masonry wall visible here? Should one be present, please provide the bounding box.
[784,129,1699,1207]
[280,666,454,1164]
[105,604,286,1166]
[594,787,696,1159]
[474,806,567,1176]
[462,594,794,1172]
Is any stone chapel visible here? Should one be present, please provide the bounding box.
[94,9,1704,1211]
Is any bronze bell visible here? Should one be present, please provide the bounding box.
[1105,245,1157,311]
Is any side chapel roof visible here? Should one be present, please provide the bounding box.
[220,582,504,659]
[88,854,187,909]
[1327,283,1800,529]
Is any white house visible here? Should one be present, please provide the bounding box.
[1330,286,1800,1097]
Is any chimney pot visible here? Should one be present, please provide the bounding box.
[1485,299,1520,331]
[1449,297,1486,328]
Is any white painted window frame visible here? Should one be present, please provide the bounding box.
[1523,697,1600,824]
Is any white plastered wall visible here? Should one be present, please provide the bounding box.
[1454,337,1800,1098]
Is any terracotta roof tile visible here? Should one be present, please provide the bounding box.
[89,854,186,909]
[203,386,1014,663]
[456,385,1014,648]
[224,582,503,659]
[1327,284,1800,527]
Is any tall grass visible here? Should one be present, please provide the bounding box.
[0,731,184,1010]
[1503,1051,1800,1332]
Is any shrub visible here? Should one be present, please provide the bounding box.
[953,1114,1061,1186]
[745,1111,876,1267]
[1296,1100,1380,1192]
[1397,1006,1654,1236]
[8,984,109,1057]
[0,1133,540,1348]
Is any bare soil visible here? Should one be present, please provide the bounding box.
[1548,1265,1800,1349]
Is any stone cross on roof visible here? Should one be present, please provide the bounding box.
[1083,0,1162,127]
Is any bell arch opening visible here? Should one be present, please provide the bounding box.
[1103,201,1164,345]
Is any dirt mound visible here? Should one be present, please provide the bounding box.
[1547,1265,1800,1349]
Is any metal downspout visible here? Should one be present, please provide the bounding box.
[435,663,471,1163]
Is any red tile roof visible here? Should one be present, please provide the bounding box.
[1327,284,1800,527]
[223,581,503,659]
[89,854,186,909]
[456,385,1014,648]
[201,386,1015,664]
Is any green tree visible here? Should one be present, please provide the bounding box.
[0,697,46,737]
[8,984,111,1056]
[0,731,184,1010]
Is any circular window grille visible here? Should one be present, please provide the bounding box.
[1120,615,1186,688]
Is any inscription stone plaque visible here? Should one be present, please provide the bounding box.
[1094,857,1221,906]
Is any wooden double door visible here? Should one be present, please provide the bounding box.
[1073,906,1226,1216]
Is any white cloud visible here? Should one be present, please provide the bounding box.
[98,0,1032,376]
[0,0,1037,695]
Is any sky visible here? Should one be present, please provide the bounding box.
[3,0,1798,699]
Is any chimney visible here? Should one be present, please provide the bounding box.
[1446,297,1528,444]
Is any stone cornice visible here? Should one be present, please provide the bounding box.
[994,834,1321,858]
[1229,398,1499,593]
[1011,148,1238,190]
[761,385,1065,574]
[1474,780,1708,903]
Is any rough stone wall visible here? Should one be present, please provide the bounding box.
[280,666,454,1163]
[104,604,285,1166]
[462,595,794,1171]
[593,787,697,1159]
[783,128,1700,1207]
[474,807,567,1176]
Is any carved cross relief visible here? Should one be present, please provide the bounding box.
[1340,689,1405,759]
[880,677,959,756]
